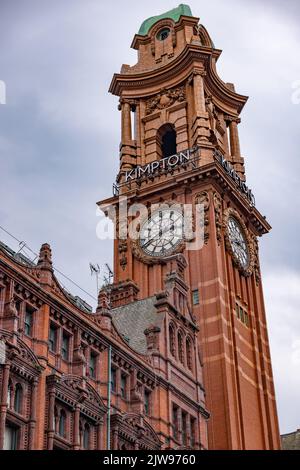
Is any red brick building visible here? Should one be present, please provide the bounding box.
[0,5,280,450]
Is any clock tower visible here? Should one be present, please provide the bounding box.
[99,4,281,449]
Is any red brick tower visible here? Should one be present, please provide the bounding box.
[99,4,281,449]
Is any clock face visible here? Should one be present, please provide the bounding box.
[228,217,249,269]
[139,209,184,258]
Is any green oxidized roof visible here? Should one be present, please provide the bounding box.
[138,4,193,36]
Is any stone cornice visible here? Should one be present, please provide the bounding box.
[98,162,270,237]
[109,44,247,114]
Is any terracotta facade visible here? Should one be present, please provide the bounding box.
[0,6,280,450]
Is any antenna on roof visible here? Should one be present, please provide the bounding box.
[105,263,114,285]
[90,263,100,296]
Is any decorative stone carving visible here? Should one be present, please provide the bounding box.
[195,191,210,245]
[213,192,223,245]
[145,86,186,115]
[251,235,261,285]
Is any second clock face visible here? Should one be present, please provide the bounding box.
[228,216,249,269]
[139,209,184,258]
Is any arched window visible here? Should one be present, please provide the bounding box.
[157,124,177,159]
[169,323,176,357]
[83,423,90,450]
[14,384,22,414]
[58,410,66,438]
[186,338,193,371]
[178,332,184,364]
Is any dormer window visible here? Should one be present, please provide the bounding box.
[157,28,170,41]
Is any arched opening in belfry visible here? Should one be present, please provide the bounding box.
[157,124,177,159]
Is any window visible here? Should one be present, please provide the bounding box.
[182,412,187,446]
[172,405,179,440]
[157,124,177,159]
[178,332,184,364]
[61,333,70,361]
[89,352,97,379]
[169,324,176,357]
[192,289,199,306]
[186,338,193,371]
[58,410,66,438]
[144,389,151,416]
[157,28,170,41]
[49,324,57,352]
[120,374,127,399]
[235,303,249,327]
[83,424,90,450]
[4,425,18,450]
[111,368,117,393]
[14,384,23,414]
[24,305,34,336]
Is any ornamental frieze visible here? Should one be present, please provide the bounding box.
[213,192,223,245]
[145,86,186,115]
[195,191,210,245]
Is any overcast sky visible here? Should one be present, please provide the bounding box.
[0,0,299,436]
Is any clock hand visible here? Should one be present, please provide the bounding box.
[142,225,175,249]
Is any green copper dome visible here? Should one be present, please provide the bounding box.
[138,4,193,36]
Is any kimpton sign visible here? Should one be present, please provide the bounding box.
[214,150,256,206]
[125,147,200,183]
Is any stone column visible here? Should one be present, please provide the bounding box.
[191,70,210,148]
[47,389,55,450]
[177,408,182,445]
[28,377,38,450]
[227,116,245,180]
[112,428,118,450]
[73,404,81,450]
[229,118,241,159]
[0,363,10,449]
[96,418,103,450]
[121,100,132,144]
[134,103,141,157]
[193,71,206,116]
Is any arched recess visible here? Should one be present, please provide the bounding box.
[157,123,177,159]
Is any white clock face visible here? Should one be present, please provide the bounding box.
[228,217,249,269]
[139,209,184,258]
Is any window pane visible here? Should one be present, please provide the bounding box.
[192,289,199,305]
[49,325,57,352]
[14,384,22,414]
[25,307,33,336]
[62,334,69,360]
[4,425,18,450]
[83,426,89,450]
[89,353,96,378]
[111,368,116,392]
[120,374,127,398]
[144,390,151,415]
